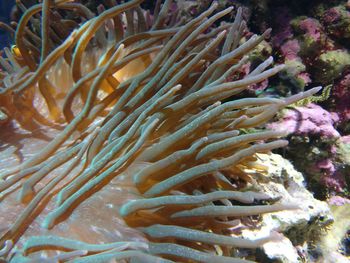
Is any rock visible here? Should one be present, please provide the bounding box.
[314,50,350,83]
[242,153,332,263]
[267,103,340,139]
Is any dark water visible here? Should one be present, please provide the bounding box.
[0,0,15,49]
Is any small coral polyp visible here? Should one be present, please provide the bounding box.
[0,0,320,262]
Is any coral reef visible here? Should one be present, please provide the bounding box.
[268,103,350,203]
[240,153,331,263]
[258,0,350,205]
[331,68,350,131]
[268,103,340,138]
[211,2,350,242]
[0,1,324,262]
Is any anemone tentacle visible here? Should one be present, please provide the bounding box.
[0,1,321,262]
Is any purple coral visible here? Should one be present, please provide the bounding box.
[267,103,340,138]
[332,69,350,124]
[316,159,346,193]
[329,196,350,206]
[340,135,350,144]
[280,39,300,60]
[321,5,350,40]
[298,18,322,42]
[322,7,342,24]
[268,102,349,196]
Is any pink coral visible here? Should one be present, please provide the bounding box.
[320,171,346,193]
[298,72,311,85]
[322,7,342,24]
[317,159,336,174]
[332,69,350,122]
[280,39,300,60]
[329,196,350,206]
[321,5,350,40]
[340,135,350,144]
[299,18,322,42]
[315,159,343,192]
[267,103,340,138]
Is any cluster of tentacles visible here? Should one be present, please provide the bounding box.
[0,0,321,262]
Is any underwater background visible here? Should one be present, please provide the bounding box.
[0,0,349,262]
[0,0,15,49]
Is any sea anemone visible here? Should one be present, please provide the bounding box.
[0,0,321,262]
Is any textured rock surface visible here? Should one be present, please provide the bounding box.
[267,103,340,138]
[241,153,332,263]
